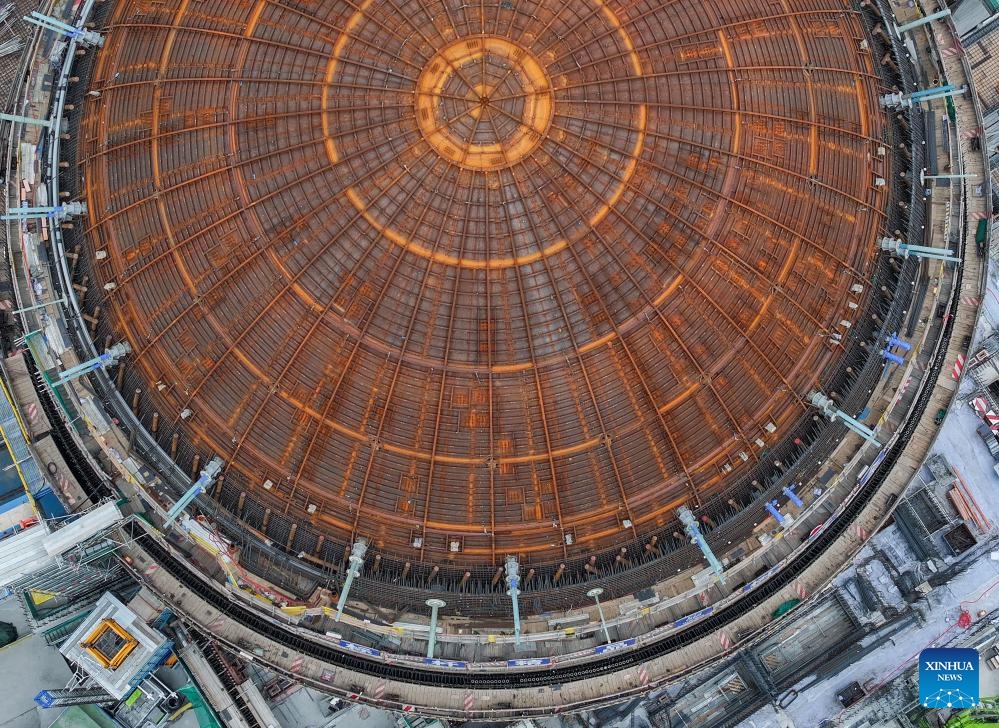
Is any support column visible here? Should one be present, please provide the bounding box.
[587,587,612,644]
[24,11,103,46]
[164,456,224,526]
[0,113,53,128]
[11,296,66,315]
[425,598,445,658]
[505,555,522,642]
[881,84,966,109]
[334,539,367,621]
[1,201,86,221]
[921,170,977,186]
[52,341,130,387]
[809,391,881,446]
[894,8,951,35]
[678,505,725,581]
[880,236,960,263]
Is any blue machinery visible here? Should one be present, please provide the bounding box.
[765,486,807,527]
[809,391,881,446]
[882,331,912,366]
[334,539,368,621]
[505,556,522,641]
[164,456,223,527]
[677,505,725,581]
[783,485,804,509]
[765,500,787,526]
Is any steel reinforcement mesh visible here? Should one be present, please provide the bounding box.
[45,0,921,613]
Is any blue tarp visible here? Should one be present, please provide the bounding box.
[34,488,66,518]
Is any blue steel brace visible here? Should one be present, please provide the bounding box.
[677,505,725,582]
[782,485,804,509]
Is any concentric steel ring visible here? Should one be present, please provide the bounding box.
[411,36,554,171]
[80,0,886,565]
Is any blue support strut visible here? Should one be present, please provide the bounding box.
[678,505,725,582]
[164,456,223,527]
[765,500,786,526]
[783,485,804,509]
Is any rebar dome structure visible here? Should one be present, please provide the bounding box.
[78,0,885,570]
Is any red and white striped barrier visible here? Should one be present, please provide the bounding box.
[963,295,982,307]
[953,353,965,380]
[718,631,732,650]
[638,664,650,687]
[373,681,385,700]
[795,582,807,600]
[899,375,913,397]
[697,591,709,606]
[290,655,303,673]
[987,411,999,434]
[464,692,474,711]
[972,397,988,415]
[402,705,415,713]
[26,403,37,423]
[144,564,159,576]
[855,524,869,540]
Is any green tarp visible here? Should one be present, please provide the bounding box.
[176,685,223,728]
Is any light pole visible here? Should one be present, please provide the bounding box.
[425,598,446,659]
[587,587,611,644]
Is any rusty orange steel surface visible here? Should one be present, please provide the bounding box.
[80,0,886,564]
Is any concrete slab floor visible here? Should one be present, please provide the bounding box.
[0,631,72,728]
[0,593,31,637]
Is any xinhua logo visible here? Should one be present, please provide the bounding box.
[920,648,979,709]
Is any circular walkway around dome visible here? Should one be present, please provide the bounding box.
[80,0,885,566]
